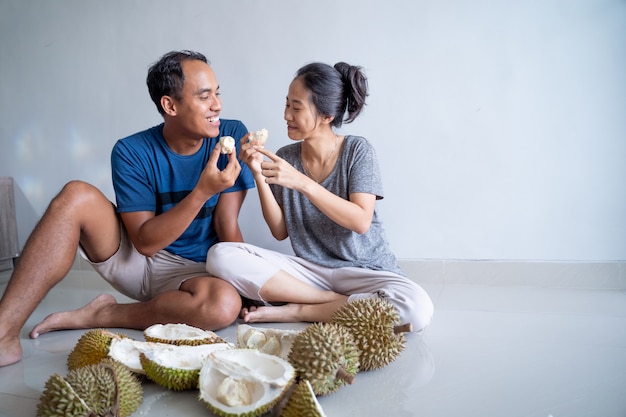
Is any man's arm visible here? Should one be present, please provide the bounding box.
[121,147,242,257]
[212,189,247,242]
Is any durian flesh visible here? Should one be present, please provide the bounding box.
[144,322,227,346]
[237,324,300,359]
[199,349,295,417]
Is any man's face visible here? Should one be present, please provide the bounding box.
[172,60,222,139]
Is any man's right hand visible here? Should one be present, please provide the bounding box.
[197,143,242,198]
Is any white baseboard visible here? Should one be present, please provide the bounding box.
[398,259,626,290]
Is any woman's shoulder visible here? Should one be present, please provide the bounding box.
[276,141,301,158]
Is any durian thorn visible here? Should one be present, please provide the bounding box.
[395,323,413,334]
[336,366,355,385]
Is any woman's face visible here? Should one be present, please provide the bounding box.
[284,77,323,141]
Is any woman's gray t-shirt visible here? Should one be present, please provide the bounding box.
[271,135,404,275]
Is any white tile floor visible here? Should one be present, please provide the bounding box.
[1,269,625,417]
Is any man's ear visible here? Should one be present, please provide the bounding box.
[161,96,177,116]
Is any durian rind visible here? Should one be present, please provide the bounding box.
[198,349,295,417]
[288,323,360,396]
[66,328,127,371]
[281,379,327,417]
[36,373,92,417]
[331,298,406,370]
[144,323,227,346]
[37,360,143,417]
[98,358,144,417]
[140,342,232,390]
[237,324,300,360]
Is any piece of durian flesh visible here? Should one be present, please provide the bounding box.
[237,324,300,360]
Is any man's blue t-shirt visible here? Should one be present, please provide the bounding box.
[111,119,255,262]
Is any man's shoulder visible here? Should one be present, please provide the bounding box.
[218,119,247,138]
[118,124,163,143]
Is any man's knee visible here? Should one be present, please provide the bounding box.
[193,283,242,330]
[49,181,106,213]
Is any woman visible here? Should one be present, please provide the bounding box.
[206,62,433,333]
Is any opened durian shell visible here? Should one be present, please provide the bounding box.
[67,328,164,375]
[237,324,300,360]
[67,329,129,371]
[144,323,227,345]
[281,379,327,417]
[140,342,232,391]
[37,359,143,417]
[198,348,295,417]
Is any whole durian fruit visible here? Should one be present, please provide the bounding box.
[281,379,327,417]
[37,360,143,417]
[144,323,227,345]
[287,322,359,396]
[331,298,411,371]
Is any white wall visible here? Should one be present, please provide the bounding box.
[1,0,624,261]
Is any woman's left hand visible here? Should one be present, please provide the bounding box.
[255,147,310,190]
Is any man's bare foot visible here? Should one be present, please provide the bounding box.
[0,335,23,367]
[240,303,302,323]
[30,294,117,338]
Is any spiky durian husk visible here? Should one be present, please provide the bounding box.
[139,352,199,391]
[64,364,116,416]
[331,298,406,370]
[281,380,327,417]
[36,374,92,417]
[287,323,359,396]
[66,329,126,371]
[144,323,226,346]
[98,359,144,417]
[37,360,143,417]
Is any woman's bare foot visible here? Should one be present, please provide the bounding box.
[0,335,23,367]
[29,294,117,338]
[240,304,302,323]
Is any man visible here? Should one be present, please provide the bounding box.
[0,50,254,367]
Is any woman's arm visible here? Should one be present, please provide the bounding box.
[256,147,376,235]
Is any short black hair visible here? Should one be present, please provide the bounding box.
[146,50,209,115]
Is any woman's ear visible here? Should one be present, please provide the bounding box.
[161,96,177,116]
[321,114,335,125]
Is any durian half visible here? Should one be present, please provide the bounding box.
[144,322,227,345]
[199,348,295,417]
[140,342,232,391]
[281,379,327,417]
